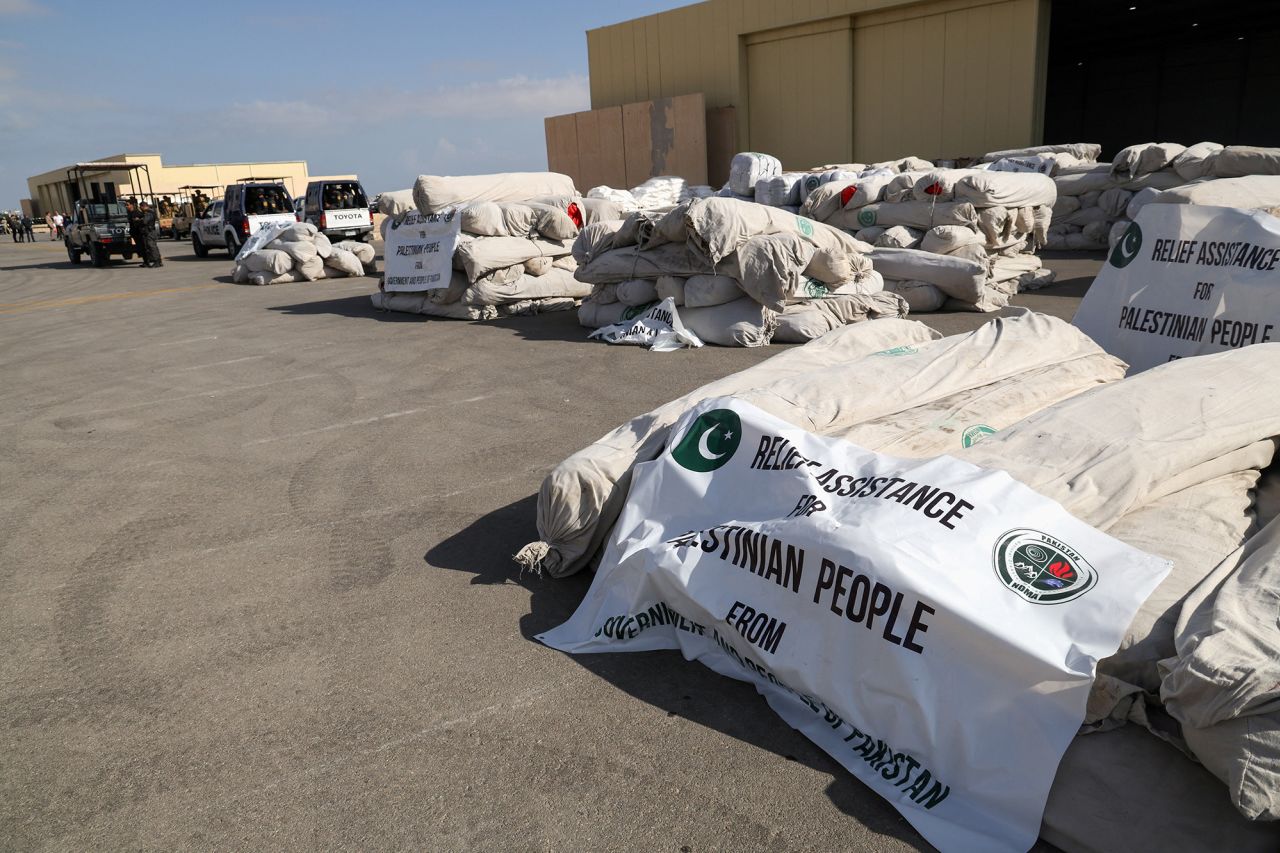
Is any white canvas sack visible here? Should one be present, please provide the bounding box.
[589,296,703,351]
[539,396,1169,853]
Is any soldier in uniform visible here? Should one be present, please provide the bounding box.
[126,199,143,262]
[139,201,162,267]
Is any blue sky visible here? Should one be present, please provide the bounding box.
[0,0,692,206]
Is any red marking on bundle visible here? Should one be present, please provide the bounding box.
[925,182,944,196]
[567,202,583,228]
[840,185,857,207]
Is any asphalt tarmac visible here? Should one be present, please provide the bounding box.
[0,235,1097,850]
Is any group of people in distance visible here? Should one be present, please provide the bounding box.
[3,213,38,242]
[124,198,163,268]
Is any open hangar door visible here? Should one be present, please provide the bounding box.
[1044,0,1280,159]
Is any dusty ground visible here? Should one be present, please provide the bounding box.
[0,236,1097,851]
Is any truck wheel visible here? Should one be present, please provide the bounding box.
[225,232,240,256]
[192,233,208,258]
[66,243,82,264]
[90,243,107,267]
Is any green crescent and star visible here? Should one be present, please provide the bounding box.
[672,409,743,472]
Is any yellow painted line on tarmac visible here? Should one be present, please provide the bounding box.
[0,283,223,315]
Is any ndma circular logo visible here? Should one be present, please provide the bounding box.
[672,409,742,472]
[1108,221,1142,268]
[857,207,876,227]
[993,528,1096,605]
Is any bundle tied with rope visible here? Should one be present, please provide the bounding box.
[572,196,909,347]
[371,172,624,320]
[799,166,1058,313]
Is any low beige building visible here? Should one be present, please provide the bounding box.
[26,153,355,216]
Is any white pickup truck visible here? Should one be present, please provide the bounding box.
[191,182,297,257]
[302,179,374,242]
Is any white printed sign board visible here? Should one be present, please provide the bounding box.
[1073,205,1280,373]
[539,398,1170,852]
[382,208,461,292]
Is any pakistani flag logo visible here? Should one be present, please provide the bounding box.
[672,409,742,472]
[857,207,876,228]
[1109,221,1143,268]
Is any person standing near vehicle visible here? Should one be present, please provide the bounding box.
[126,200,145,264]
[21,214,34,242]
[52,211,64,238]
[139,201,162,267]
[6,214,17,242]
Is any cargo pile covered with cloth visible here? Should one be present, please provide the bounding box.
[371,172,623,320]
[518,312,1280,852]
[1035,142,1280,251]
[725,151,936,211]
[573,196,908,347]
[796,165,1057,313]
[230,221,375,286]
[586,176,714,212]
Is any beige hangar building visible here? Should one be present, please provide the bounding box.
[549,0,1279,187]
[25,154,355,217]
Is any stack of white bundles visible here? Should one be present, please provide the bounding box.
[982,143,1101,176]
[231,221,376,286]
[412,171,575,214]
[797,168,861,206]
[728,152,782,197]
[587,177,715,213]
[573,196,907,347]
[754,172,806,211]
[800,165,1058,312]
[520,312,1122,577]
[372,175,606,321]
[586,185,640,213]
[1146,174,1280,216]
[1036,142,1280,250]
[520,314,1280,852]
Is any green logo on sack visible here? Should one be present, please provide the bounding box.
[802,278,829,299]
[796,216,815,237]
[622,302,657,320]
[872,345,918,357]
[961,424,996,448]
[1109,221,1142,268]
[672,409,742,472]
[857,208,876,227]
[993,528,1097,605]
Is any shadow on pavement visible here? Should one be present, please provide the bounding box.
[425,494,927,849]
[268,293,422,321]
[485,311,599,344]
[0,259,82,271]
[164,253,228,264]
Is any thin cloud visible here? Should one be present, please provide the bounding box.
[0,0,48,15]
[223,99,335,133]
[213,74,589,136]
[402,74,589,120]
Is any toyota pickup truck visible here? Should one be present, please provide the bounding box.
[64,199,134,266]
[303,179,373,241]
[191,181,296,257]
